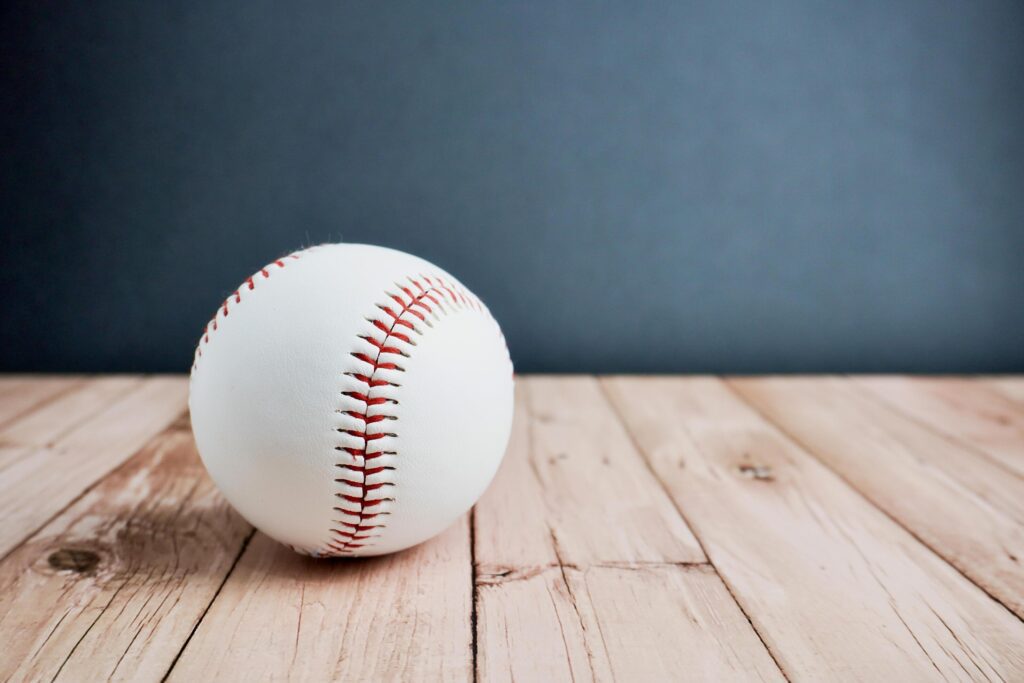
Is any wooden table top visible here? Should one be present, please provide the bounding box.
[0,375,1022,681]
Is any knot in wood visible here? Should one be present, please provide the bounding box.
[737,464,774,481]
[47,548,101,573]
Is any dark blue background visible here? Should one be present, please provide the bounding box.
[3,1,1022,373]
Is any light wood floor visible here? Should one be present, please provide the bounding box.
[0,375,1022,681]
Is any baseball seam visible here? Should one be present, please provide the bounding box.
[324,274,486,556]
[190,245,508,558]
[191,251,303,371]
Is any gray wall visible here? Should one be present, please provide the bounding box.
[2,1,1022,373]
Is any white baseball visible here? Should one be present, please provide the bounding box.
[188,243,514,557]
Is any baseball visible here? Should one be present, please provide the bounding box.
[188,243,514,557]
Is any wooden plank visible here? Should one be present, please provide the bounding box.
[0,427,252,682]
[855,375,1024,478]
[0,376,189,559]
[473,381,559,575]
[0,377,30,398]
[513,376,704,566]
[475,567,593,682]
[0,376,144,447]
[477,564,784,683]
[604,376,1024,681]
[731,376,1024,620]
[0,446,31,474]
[168,519,473,682]
[473,378,783,682]
[473,381,591,682]
[988,376,1024,405]
[578,565,784,682]
[0,376,82,429]
[0,376,66,399]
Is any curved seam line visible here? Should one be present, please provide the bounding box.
[325,275,490,555]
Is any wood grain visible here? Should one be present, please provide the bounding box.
[0,376,82,429]
[604,376,1024,681]
[0,427,251,682]
[855,375,1024,478]
[512,376,704,566]
[477,564,784,683]
[0,375,143,447]
[0,376,189,559]
[988,376,1024,405]
[2,374,1023,679]
[731,376,1024,619]
[473,382,558,575]
[168,520,474,682]
[473,378,783,682]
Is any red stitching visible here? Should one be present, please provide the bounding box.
[340,430,391,441]
[191,248,504,557]
[342,411,392,424]
[350,352,404,371]
[191,251,301,370]
[328,281,475,555]
[341,391,394,405]
[345,373,391,387]
[327,275,499,556]
[360,335,405,355]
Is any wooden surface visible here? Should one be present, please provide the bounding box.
[0,376,1022,682]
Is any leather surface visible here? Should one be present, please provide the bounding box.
[189,244,513,556]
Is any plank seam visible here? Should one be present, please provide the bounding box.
[13,377,147,450]
[724,377,1024,627]
[161,527,257,682]
[597,377,793,683]
[0,400,190,565]
[470,507,479,683]
[49,573,133,680]
[851,378,1024,483]
[523,379,602,680]
[41,377,148,448]
[0,377,86,432]
[324,274,484,556]
[476,561,715,585]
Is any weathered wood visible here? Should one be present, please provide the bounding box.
[477,564,784,683]
[731,376,1024,620]
[0,427,251,682]
[0,375,143,447]
[473,383,592,681]
[604,376,1024,681]
[473,382,559,575]
[856,375,1024,478]
[2,373,1023,677]
[0,376,82,429]
[475,567,593,682]
[988,376,1024,405]
[168,519,474,681]
[513,376,704,566]
[473,379,783,682]
[0,376,189,559]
